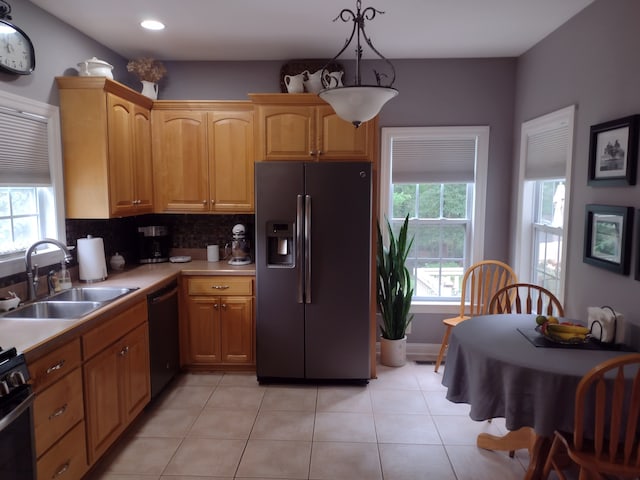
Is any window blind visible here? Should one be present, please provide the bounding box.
[391,137,476,183]
[524,125,569,180]
[0,106,51,185]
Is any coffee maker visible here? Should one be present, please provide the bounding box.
[228,224,252,265]
[138,226,170,263]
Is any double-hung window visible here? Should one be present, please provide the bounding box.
[0,90,66,277]
[515,106,575,302]
[380,127,489,309]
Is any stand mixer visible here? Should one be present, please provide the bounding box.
[228,224,252,265]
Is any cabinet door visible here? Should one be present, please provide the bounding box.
[220,296,254,364]
[132,104,153,213]
[152,110,209,212]
[316,105,374,161]
[107,93,135,216]
[121,322,151,423]
[185,297,221,364]
[256,105,315,160]
[83,341,125,464]
[208,110,254,212]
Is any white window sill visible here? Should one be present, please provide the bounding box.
[410,302,460,315]
[0,249,70,278]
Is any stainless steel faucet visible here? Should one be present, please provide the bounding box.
[25,238,73,301]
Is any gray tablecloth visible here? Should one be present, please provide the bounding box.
[441,314,634,437]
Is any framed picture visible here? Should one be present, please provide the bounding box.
[588,115,639,186]
[583,204,633,274]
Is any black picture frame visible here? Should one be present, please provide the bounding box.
[587,115,639,186]
[583,204,633,275]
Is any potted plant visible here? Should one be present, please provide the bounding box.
[377,213,414,367]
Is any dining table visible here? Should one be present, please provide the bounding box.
[441,313,637,480]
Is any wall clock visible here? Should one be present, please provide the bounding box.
[0,1,35,75]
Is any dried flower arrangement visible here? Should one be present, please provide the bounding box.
[126,58,167,82]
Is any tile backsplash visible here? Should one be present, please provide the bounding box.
[0,213,254,291]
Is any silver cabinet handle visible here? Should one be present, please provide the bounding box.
[46,360,65,374]
[212,285,229,290]
[119,346,129,356]
[53,461,70,478]
[49,403,68,420]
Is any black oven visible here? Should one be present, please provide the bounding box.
[0,347,36,480]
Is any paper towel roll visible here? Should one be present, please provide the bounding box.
[77,236,108,282]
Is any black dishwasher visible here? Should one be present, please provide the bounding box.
[147,280,179,399]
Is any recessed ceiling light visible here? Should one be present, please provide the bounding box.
[140,20,165,31]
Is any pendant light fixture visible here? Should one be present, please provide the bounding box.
[319,0,398,128]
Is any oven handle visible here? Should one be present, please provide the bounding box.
[0,392,35,434]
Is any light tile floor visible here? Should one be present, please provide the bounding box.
[87,362,535,480]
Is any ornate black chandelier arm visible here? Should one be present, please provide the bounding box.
[321,0,395,89]
[359,15,396,87]
[0,0,12,21]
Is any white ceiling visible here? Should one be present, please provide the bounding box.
[30,0,595,61]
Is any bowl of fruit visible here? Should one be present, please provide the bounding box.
[535,315,590,344]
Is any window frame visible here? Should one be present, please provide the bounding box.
[514,105,575,305]
[380,126,490,313]
[0,89,66,277]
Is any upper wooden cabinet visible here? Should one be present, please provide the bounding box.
[152,101,254,213]
[56,77,153,218]
[250,93,377,162]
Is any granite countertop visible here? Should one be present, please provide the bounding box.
[0,259,255,360]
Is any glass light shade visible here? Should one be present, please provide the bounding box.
[319,86,398,127]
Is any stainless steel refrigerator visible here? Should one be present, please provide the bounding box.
[255,161,371,382]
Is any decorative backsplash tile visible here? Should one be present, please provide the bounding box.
[0,213,254,290]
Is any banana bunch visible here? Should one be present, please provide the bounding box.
[543,321,590,342]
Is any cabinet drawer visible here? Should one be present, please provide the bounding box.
[28,338,81,393]
[34,367,84,458]
[83,300,148,360]
[188,276,253,296]
[37,420,88,480]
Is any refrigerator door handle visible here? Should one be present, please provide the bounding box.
[296,194,304,303]
[304,194,312,304]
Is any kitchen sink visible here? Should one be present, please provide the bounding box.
[3,301,103,319]
[47,287,137,303]
[1,286,138,320]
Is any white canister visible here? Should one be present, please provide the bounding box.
[207,245,220,262]
[77,57,114,79]
[77,236,108,282]
[110,252,125,271]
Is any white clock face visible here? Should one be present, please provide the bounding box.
[0,20,34,74]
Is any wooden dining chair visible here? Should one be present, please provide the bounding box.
[488,282,564,317]
[542,353,640,480]
[434,260,517,373]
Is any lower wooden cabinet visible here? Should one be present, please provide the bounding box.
[82,300,150,464]
[181,276,255,369]
[33,367,85,458]
[37,421,88,480]
[29,338,88,479]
